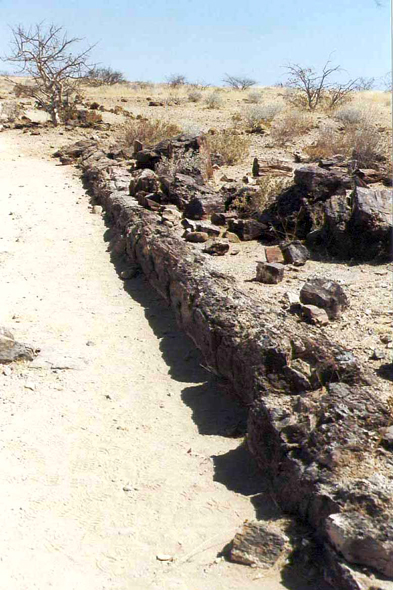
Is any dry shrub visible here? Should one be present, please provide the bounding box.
[334,106,364,125]
[271,109,313,145]
[187,89,203,103]
[244,103,283,130]
[204,128,250,165]
[205,91,223,109]
[232,176,292,217]
[305,117,385,168]
[247,90,262,104]
[123,118,182,146]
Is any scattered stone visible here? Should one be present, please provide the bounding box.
[300,304,330,326]
[186,232,209,243]
[0,327,35,364]
[92,205,103,215]
[300,278,349,320]
[204,239,230,256]
[230,520,288,568]
[2,366,12,376]
[86,341,96,347]
[265,246,284,264]
[281,241,309,266]
[224,231,241,243]
[256,262,284,284]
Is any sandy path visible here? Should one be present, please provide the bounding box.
[0,131,322,590]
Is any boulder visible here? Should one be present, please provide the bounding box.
[300,278,348,319]
[256,262,284,284]
[294,165,352,200]
[347,186,393,260]
[228,218,265,241]
[161,173,223,219]
[281,241,309,266]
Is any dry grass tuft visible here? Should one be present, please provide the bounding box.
[305,109,386,168]
[203,128,250,165]
[271,109,313,145]
[123,118,183,147]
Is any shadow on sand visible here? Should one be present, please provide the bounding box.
[105,232,332,589]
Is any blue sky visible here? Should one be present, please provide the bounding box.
[0,0,390,87]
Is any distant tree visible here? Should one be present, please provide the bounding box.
[223,74,257,90]
[355,77,375,91]
[166,74,187,88]
[86,66,126,86]
[3,23,94,125]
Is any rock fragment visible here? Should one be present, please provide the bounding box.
[0,327,35,363]
[230,520,288,568]
[300,278,348,319]
[256,262,284,284]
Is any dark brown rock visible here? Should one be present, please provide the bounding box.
[256,262,284,284]
[230,521,288,568]
[228,218,265,241]
[265,246,284,263]
[294,165,352,200]
[300,278,348,319]
[281,241,309,266]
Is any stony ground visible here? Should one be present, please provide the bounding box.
[0,129,335,589]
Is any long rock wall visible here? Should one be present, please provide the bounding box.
[71,142,393,590]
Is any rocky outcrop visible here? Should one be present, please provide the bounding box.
[61,139,393,589]
[259,164,393,261]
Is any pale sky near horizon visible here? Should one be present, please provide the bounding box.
[0,0,390,87]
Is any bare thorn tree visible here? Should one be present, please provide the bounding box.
[3,23,95,125]
[284,60,341,110]
[223,74,257,90]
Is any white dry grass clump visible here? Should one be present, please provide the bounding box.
[247,90,263,104]
[334,106,365,126]
[270,109,313,145]
[205,91,224,109]
[187,89,203,103]
[245,103,283,129]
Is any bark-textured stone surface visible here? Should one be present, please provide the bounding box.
[230,521,289,568]
[300,278,349,320]
[62,140,393,589]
